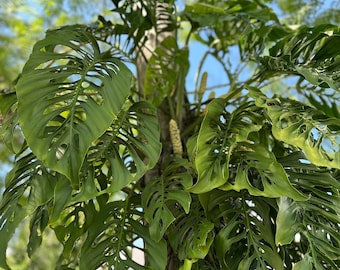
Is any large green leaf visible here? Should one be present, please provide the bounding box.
[168,197,214,262]
[54,196,167,270]
[277,154,340,269]
[72,101,161,201]
[255,93,340,169]
[0,149,45,269]
[142,157,192,242]
[220,142,307,200]
[16,25,132,188]
[200,189,284,270]
[189,98,264,193]
[260,25,340,91]
[191,97,305,199]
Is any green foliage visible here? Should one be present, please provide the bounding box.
[1,0,340,269]
[144,36,189,106]
[16,25,132,188]
[168,197,214,262]
[255,93,340,168]
[142,157,192,241]
[201,190,283,269]
[53,196,167,270]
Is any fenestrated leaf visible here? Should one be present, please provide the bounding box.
[312,35,340,62]
[201,189,284,270]
[142,157,192,242]
[27,205,49,257]
[144,36,189,106]
[295,65,340,90]
[188,98,264,193]
[26,171,58,257]
[16,25,132,188]
[255,94,340,169]
[220,142,307,200]
[260,24,340,92]
[277,154,340,269]
[168,198,214,261]
[0,149,44,269]
[0,205,26,270]
[72,101,162,201]
[54,197,167,270]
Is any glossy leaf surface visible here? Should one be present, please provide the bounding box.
[16,25,132,188]
[142,157,192,241]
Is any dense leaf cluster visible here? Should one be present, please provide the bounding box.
[1,0,340,269]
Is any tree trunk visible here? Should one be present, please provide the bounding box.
[135,2,180,268]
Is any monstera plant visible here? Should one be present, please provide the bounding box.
[1,0,340,269]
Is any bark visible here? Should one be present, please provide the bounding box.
[135,2,180,268]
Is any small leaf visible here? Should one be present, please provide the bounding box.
[168,198,214,261]
[142,157,192,241]
[275,196,299,246]
[50,175,73,224]
[292,255,313,270]
[0,92,17,116]
[144,36,189,106]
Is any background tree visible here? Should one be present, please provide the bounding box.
[1,0,340,269]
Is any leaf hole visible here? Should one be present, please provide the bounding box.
[75,107,87,122]
[85,75,102,88]
[280,118,288,129]
[56,144,68,160]
[247,171,264,191]
[299,124,307,134]
[84,88,103,105]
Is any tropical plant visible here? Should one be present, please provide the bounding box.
[1,0,340,269]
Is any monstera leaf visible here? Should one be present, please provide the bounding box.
[0,151,34,269]
[72,101,162,201]
[16,25,132,188]
[189,98,264,193]
[276,153,340,269]
[200,189,284,270]
[168,197,214,262]
[260,24,340,92]
[0,147,58,269]
[144,36,189,106]
[255,93,340,169]
[53,196,167,270]
[142,157,192,242]
[189,97,304,200]
[220,141,307,200]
